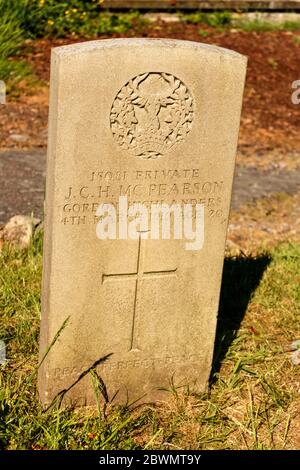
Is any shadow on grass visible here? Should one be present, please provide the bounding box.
[210,253,272,383]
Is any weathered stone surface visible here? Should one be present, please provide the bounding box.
[38,38,247,407]
[9,133,29,143]
[1,215,40,249]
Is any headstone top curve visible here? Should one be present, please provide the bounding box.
[52,38,247,62]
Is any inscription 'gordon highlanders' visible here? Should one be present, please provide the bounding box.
[110,72,194,160]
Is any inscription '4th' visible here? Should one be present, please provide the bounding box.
[102,232,177,352]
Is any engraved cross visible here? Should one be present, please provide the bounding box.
[102,232,177,352]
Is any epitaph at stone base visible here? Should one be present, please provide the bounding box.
[38,38,247,407]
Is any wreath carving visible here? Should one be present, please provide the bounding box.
[110,72,194,159]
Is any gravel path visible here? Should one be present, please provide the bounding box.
[0,150,299,224]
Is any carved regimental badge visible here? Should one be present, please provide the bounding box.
[110,72,194,159]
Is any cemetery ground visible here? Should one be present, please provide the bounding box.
[1,233,300,450]
[1,11,300,449]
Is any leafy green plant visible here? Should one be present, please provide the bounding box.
[0,4,32,83]
[198,29,209,38]
[182,10,232,27]
[0,0,144,38]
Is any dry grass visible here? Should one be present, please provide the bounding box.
[228,192,300,253]
[0,234,299,449]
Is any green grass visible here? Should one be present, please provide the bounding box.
[0,235,299,449]
[182,10,300,32]
[0,6,31,84]
[0,59,35,96]
[234,19,300,33]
